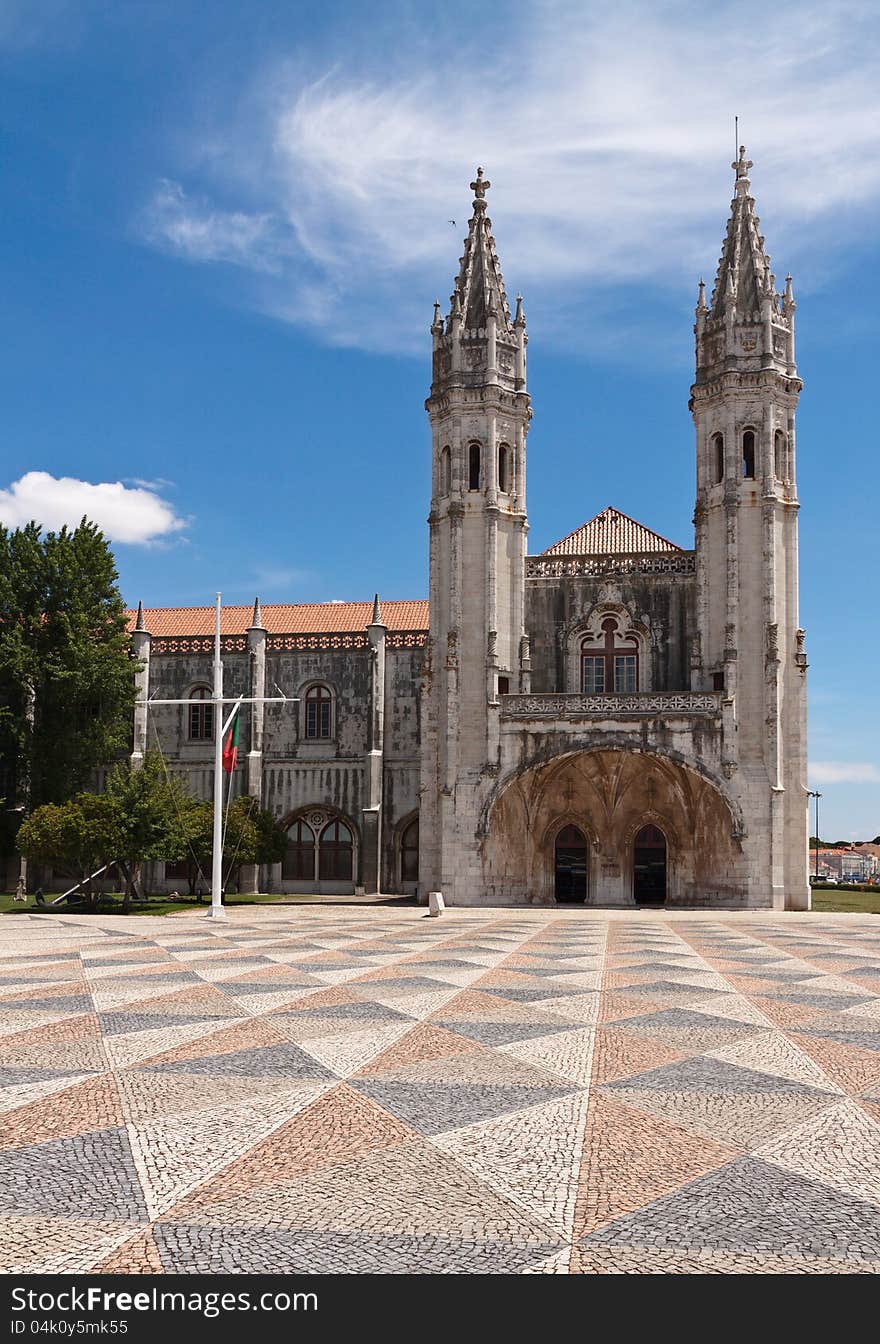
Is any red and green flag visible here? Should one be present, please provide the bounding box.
[222,711,240,774]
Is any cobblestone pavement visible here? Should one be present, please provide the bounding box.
[2,907,880,1274]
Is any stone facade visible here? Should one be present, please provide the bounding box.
[133,148,809,909]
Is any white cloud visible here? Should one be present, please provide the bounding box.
[139,1,880,353]
[0,471,186,544]
[809,762,880,785]
[141,180,282,272]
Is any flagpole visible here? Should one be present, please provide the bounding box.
[209,592,226,921]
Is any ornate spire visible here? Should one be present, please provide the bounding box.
[709,145,772,320]
[249,595,264,630]
[134,600,146,632]
[449,167,511,331]
[370,593,384,627]
[696,278,707,315]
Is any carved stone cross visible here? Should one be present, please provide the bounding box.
[470,166,490,199]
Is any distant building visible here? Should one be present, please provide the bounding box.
[813,848,878,882]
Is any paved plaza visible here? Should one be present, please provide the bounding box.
[2,906,880,1274]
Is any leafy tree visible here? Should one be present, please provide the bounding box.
[102,753,191,911]
[0,520,137,865]
[17,793,119,904]
[172,794,286,895]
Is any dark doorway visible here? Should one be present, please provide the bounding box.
[633,824,667,905]
[554,825,588,903]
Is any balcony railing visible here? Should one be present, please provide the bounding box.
[500,691,723,720]
[526,552,696,579]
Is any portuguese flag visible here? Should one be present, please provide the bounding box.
[222,711,240,774]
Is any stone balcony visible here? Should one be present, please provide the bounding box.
[499,691,723,721]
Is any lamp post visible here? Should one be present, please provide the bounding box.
[807,789,822,881]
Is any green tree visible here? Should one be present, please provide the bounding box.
[17,793,120,904]
[0,520,137,865]
[103,753,191,911]
[173,794,286,895]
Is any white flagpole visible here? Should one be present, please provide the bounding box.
[209,592,226,920]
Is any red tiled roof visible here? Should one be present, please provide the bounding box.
[542,506,684,556]
[127,600,429,637]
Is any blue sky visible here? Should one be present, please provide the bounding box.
[0,0,878,839]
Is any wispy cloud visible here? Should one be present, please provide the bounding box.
[0,471,187,544]
[809,761,880,785]
[141,180,283,273]
[125,476,175,492]
[138,1,880,353]
[250,566,314,593]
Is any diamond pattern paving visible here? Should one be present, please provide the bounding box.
[2,907,880,1273]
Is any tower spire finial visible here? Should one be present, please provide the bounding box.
[249,595,264,630]
[733,143,753,190]
[470,166,490,210]
[135,600,145,632]
[370,592,384,627]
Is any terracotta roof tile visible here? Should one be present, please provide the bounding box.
[542,506,684,556]
[127,600,429,638]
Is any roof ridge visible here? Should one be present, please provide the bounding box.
[541,505,684,557]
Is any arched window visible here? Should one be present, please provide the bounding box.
[774,429,785,479]
[742,429,756,479]
[319,819,353,881]
[304,685,332,740]
[401,817,419,883]
[188,686,214,741]
[712,433,724,483]
[581,617,639,693]
[497,442,510,493]
[440,446,451,495]
[283,819,315,880]
[468,442,481,491]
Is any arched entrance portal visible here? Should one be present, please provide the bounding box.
[554,825,588,904]
[633,824,667,905]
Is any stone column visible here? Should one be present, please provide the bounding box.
[361,597,386,894]
[130,602,151,768]
[241,597,266,895]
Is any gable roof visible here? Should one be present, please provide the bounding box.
[127,600,429,638]
[541,506,685,557]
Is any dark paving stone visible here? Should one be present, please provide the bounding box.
[351,976,458,992]
[282,1000,414,1023]
[436,1017,576,1046]
[479,985,592,1004]
[583,1156,880,1259]
[0,1126,148,1221]
[351,1077,577,1136]
[152,1224,562,1273]
[0,995,93,1014]
[602,1053,834,1098]
[215,979,317,996]
[142,1042,336,1079]
[763,990,874,1012]
[0,1065,100,1086]
[802,1023,880,1053]
[98,1010,233,1036]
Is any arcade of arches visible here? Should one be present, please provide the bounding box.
[483,749,746,907]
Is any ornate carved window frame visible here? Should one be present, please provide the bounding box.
[565,605,651,694]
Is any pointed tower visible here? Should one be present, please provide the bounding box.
[691,146,808,909]
[420,168,532,901]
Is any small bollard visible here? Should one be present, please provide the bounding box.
[428,890,445,917]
